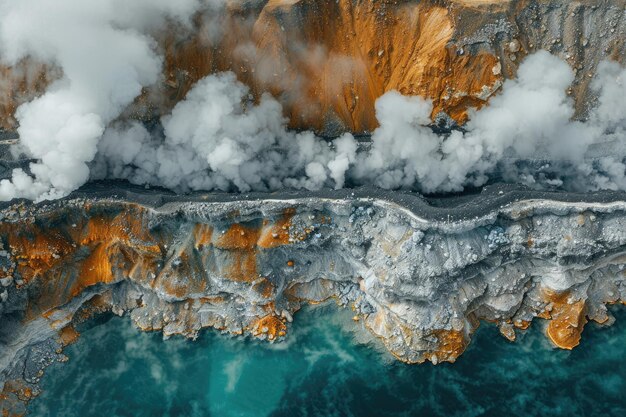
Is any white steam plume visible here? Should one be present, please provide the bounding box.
[0,4,624,202]
[352,51,605,192]
[96,51,626,195]
[92,72,356,192]
[0,0,200,200]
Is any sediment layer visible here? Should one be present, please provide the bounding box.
[2,183,626,414]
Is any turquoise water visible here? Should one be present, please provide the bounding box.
[30,305,626,417]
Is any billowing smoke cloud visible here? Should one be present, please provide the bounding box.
[0,0,201,200]
[0,2,624,202]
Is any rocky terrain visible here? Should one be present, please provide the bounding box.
[2,183,626,414]
[1,0,626,415]
[1,0,625,136]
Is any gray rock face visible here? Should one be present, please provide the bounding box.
[1,184,626,408]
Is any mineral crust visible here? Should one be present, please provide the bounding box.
[2,183,626,414]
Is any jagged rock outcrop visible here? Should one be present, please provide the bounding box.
[1,0,625,135]
[2,184,626,414]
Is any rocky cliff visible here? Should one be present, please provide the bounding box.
[1,0,625,135]
[3,184,626,414]
[2,1,626,415]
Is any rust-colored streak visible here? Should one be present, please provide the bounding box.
[5,0,625,137]
[2,207,164,320]
[193,224,214,250]
[74,243,115,296]
[81,210,158,251]
[222,251,258,283]
[215,223,262,282]
[6,225,75,284]
[243,1,501,131]
[215,223,261,250]
[73,211,160,296]
[257,208,295,248]
[80,216,117,246]
[121,246,158,284]
[437,52,502,123]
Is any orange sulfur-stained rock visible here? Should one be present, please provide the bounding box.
[215,223,262,283]
[75,243,116,296]
[80,210,158,250]
[193,224,214,250]
[258,208,295,249]
[5,184,626,417]
[215,223,261,250]
[234,0,502,131]
[424,329,470,364]
[221,250,259,283]
[214,213,300,283]
[58,325,80,347]
[5,224,75,285]
[542,289,588,350]
[250,314,287,340]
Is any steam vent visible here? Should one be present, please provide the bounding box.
[1,1,626,416]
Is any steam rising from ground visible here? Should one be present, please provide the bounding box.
[95,51,626,195]
[0,0,201,200]
[0,1,624,200]
[355,51,607,193]
[92,73,356,192]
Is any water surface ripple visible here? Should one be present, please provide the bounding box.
[30,305,626,417]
